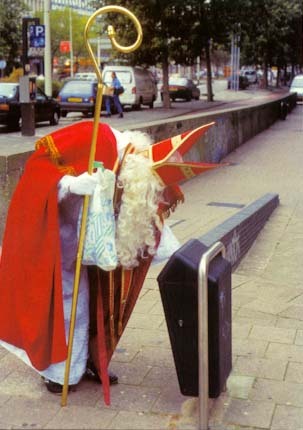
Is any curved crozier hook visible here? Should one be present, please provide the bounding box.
[84,5,143,82]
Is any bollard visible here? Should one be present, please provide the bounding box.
[158,239,232,430]
[21,103,35,136]
[19,76,36,136]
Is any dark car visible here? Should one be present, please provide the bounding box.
[161,77,200,102]
[227,75,249,90]
[0,82,60,130]
[57,78,116,117]
[57,79,98,117]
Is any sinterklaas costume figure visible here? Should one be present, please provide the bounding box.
[0,120,222,404]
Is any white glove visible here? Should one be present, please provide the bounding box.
[69,172,99,195]
[58,173,98,200]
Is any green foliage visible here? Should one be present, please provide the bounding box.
[0,0,27,75]
[37,77,63,97]
[236,0,302,71]
[35,8,90,59]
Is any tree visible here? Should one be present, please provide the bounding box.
[90,0,302,101]
[35,8,94,76]
[237,0,302,86]
[92,0,221,105]
[0,0,27,76]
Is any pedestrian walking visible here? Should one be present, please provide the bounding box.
[105,71,124,118]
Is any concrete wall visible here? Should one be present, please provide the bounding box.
[0,93,297,243]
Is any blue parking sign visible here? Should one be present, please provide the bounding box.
[29,25,45,48]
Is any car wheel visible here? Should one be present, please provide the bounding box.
[132,102,141,110]
[8,119,20,132]
[50,111,59,126]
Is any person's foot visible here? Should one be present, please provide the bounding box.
[118,113,123,118]
[105,113,111,117]
[85,360,118,385]
[43,377,77,395]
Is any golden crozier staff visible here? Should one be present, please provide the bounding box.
[61,5,143,406]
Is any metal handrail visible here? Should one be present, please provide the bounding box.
[197,241,226,430]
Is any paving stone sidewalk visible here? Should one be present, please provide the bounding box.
[0,103,302,429]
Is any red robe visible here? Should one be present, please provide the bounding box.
[0,121,119,370]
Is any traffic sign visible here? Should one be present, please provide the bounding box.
[0,60,6,70]
[29,25,45,48]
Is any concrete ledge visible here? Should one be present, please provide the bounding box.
[0,93,295,242]
[199,193,280,270]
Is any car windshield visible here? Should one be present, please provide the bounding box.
[103,71,132,84]
[0,83,18,97]
[291,77,303,87]
[60,81,95,96]
[169,78,188,86]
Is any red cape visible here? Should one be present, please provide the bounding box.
[0,121,119,370]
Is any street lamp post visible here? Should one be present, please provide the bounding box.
[230,24,241,91]
[44,0,52,96]
[69,7,74,77]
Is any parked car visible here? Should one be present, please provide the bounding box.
[57,78,99,117]
[290,74,303,102]
[57,78,121,117]
[0,82,60,130]
[102,65,157,109]
[161,77,200,102]
[240,70,258,84]
[227,75,249,90]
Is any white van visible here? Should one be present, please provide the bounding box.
[102,65,157,109]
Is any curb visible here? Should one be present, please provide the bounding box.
[199,192,280,269]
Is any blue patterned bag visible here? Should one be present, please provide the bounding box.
[79,168,118,271]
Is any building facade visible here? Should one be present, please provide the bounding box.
[24,0,93,15]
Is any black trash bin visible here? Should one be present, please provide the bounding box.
[157,239,232,398]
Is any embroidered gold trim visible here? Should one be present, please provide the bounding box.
[152,122,215,167]
[35,134,76,176]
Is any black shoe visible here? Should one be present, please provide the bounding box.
[105,113,111,117]
[118,113,123,118]
[43,377,77,395]
[85,360,118,385]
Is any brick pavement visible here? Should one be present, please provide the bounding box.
[0,102,302,429]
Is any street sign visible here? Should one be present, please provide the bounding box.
[0,60,6,70]
[29,25,45,48]
[28,47,44,58]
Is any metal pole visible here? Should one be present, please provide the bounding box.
[235,34,238,91]
[236,29,241,91]
[43,0,52,96]
[230,32,235,90]
[236,41,240,91]
[197,241,226,430]
[69,7,74,77]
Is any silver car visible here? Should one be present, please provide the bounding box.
[290,75,303,102]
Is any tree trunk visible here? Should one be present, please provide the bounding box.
[205,40,213,102]
[161,58,171,109]
[263,61,268,88]
[276,66,280,88]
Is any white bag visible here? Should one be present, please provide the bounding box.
[152,224,181,265]
[79,167,118,271]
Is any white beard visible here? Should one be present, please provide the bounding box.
[115,151,164,268]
